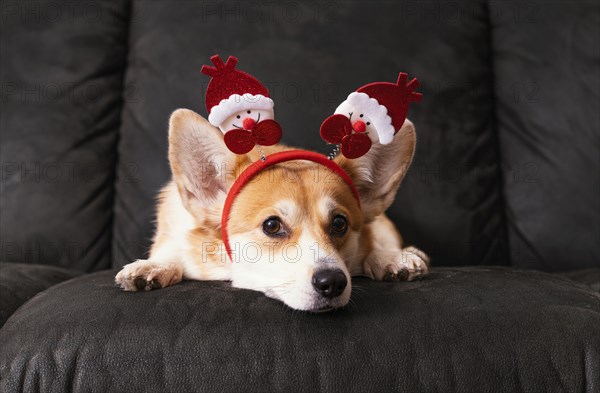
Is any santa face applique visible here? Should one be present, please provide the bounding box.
[320,72,423,159]
[201,55,282,155]
[333,101,379,143]
[219,108,275,134]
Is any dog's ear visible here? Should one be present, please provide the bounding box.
[335,119,416,220]
[168,109,241,216]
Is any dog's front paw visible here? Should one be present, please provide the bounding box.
[365,247,430,282]
[391,246,430,281]
[115,260,183,291]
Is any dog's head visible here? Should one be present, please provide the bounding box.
[168,109,416,311]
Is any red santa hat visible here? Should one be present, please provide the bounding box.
[335,72,422,144]
[201,55,274,128]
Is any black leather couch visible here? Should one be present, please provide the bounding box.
[1,1,599,392]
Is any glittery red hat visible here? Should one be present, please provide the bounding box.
[201,55,274,128]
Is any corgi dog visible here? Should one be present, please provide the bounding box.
[115,109,429,312]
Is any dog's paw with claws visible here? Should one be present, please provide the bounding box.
[115,260,183,291]
[392,246,430,281]
[366,247,430,282]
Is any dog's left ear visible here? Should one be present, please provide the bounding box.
[168,109,243,218]
[335,120,416,220]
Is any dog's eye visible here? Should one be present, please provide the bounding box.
[262,217,283,236]
[236,115,241,119]
[330,215,348,236]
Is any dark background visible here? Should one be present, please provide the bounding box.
[1,0,599,273]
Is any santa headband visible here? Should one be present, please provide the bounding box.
[201,54,421,262]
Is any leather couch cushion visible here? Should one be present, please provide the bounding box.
[0,262,81,327]
[492,0,600,271]
[0,0,130,271]
[112,0,507,268]
[2,268,598,392]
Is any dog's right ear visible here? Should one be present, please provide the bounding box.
[334,120,416,221]
[168,109,241,216]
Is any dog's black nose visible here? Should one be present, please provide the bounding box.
[312,269,347,298]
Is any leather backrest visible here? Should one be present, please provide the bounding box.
[492,0,600,271]
[1,0,130,271]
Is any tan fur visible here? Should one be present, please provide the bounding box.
[115,109,429,311]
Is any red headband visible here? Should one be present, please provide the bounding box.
[220,150,360,262]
